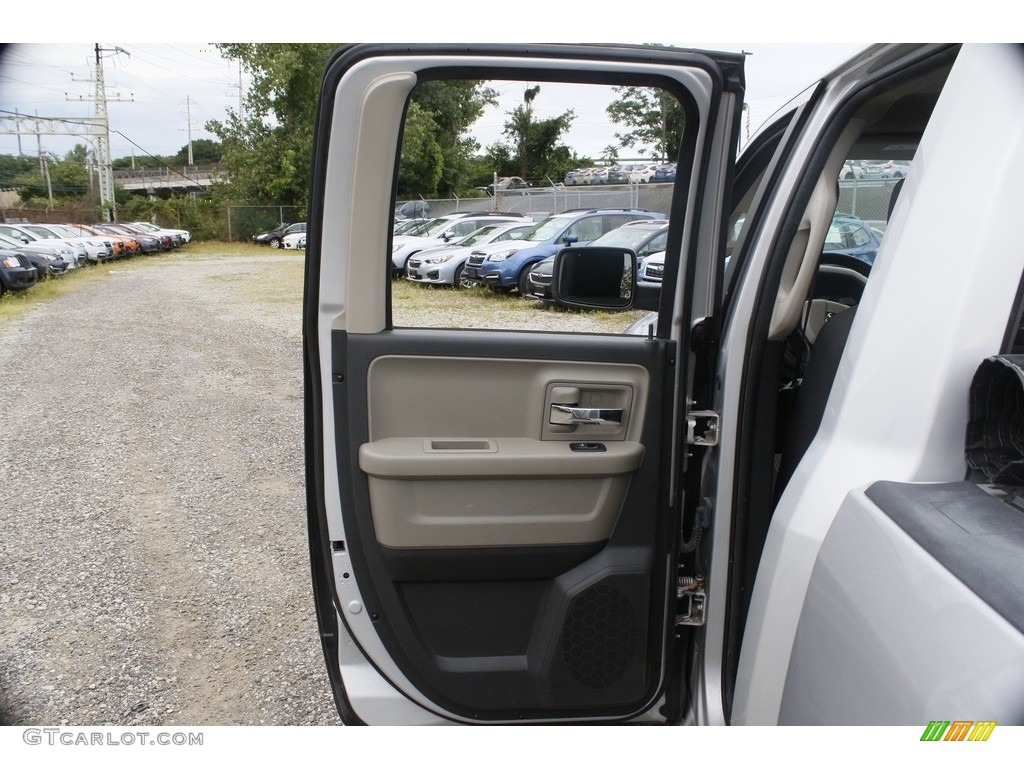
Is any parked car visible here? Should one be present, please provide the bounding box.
[0,233,66,279]
[0,226,76,273]
[628,163,660,183]
[526,219,670,301]
[881,160,911,178]
[839,159,862,180]
[48,224,115,263]
[396,200,431,219]
[3,223,85,269]
[638,250,666,285]
[652,162,677,182]
[304,43,1024,727]
[406,221,533,288]
[253,222,304,248]
[563,169,582,186]
[605,165,631,184]
[822,212,883,266]
[842,159,887,179]
[283,231,307,250]
[390,212,532,274]
[20,223,111,265]
[95,223,164,253]
[463,209,664,293]
[92,225,141,256]
[485,176,529,195]
[394,217,429,234]
[66,224,131,259]
[129,221,191,246]
[0,246,37,295]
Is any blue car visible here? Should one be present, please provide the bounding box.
[652,163,677,183]
[824,212,883,266]
[462,209,665,293]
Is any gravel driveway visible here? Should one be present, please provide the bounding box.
[0,252,639,726]
[0,255,337,725]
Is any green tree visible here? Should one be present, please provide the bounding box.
[506,85,541,178]
[208,45,498,203]
[13,145,90,202]
[396,102,444,197]
[605,86,686,160]
[495,86,576,183]
[170,139,222,166]
[0,153,35,188]
[405,80,496,196]
[207,44,336,207]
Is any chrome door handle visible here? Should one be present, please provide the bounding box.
[549,404,623,426]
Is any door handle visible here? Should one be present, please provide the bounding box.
[549,404,623,426]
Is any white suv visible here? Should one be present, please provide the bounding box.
[389,211,532,274]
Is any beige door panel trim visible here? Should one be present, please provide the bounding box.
[366,356,650,442]
[365,475,634,548]
[360,438,643,548]
[360,437,643,478]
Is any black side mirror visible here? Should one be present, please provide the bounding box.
[552,247,636,310]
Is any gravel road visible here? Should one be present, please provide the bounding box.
[0,254,338,725]
[0,252,637,726]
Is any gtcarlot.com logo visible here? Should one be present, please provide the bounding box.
[23,728,203,747]
[920,721,996,742]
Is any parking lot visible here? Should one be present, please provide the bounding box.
[0,250,641,725]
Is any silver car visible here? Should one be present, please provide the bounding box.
[405,222,533,287]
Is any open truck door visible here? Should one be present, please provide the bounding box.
[303,44,743,724]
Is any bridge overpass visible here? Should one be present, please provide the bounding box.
[113,165,224,195]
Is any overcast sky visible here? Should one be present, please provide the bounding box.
[0,42,870,163]
[0,3,998,165]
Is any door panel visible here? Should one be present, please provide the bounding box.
[305,44,744,723]
[331,330,674,718]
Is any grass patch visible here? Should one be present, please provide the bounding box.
[0,243,301,328]
[214,260,306,305]
[390,277,646,333]
[0,264,120,328]
[135,241,301,266]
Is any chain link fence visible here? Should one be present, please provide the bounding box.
[404,182,677,221]
[838,178,904,232]
[407,179,896,227]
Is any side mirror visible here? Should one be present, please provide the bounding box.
[552,247,636,310]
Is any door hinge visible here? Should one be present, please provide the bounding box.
[676,577,706,627]
[686,410,719,447]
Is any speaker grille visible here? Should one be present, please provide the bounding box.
[562,583,637,688]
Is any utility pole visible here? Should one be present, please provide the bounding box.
[15,108,23,156]
[226,60,244,120]
[180,95,196,166]
[36,112,44,175]
[41,156,53,207]
[68,44,133,221]
[93,44,118,221]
